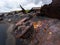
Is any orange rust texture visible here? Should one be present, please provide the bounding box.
[29,19,60,45]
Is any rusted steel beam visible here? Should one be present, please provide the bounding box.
[12,16,34,39]
[16,15,33,26]
[16,17,29,26]
[20,5,26,14]
[13,22,34,38]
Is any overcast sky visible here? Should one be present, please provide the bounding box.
[0,0,52,12]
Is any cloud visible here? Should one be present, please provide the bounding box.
[0,0,52,13]
[42,0,52,4]
[24,1,43,10]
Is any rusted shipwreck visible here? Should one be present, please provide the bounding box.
[0,0,60,45]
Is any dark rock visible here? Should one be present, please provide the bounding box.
[40,0,60,19]
[0,17,3,21]
[0,14,4,17]
[52,0,60,6]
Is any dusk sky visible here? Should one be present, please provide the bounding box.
[0,0,52,12]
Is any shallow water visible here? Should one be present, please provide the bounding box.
[0,23,10,45]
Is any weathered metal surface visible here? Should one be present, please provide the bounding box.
[8,14,60,45]
[29,18,60,45]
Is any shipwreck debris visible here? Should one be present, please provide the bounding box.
[20,5,26,14]
[0,0,60,45]
[12,16,34,39]
[28,7,40,13]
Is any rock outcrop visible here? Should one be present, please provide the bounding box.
[52,0,60,6]
[40,0,60,19]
